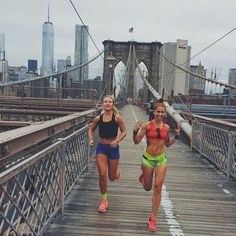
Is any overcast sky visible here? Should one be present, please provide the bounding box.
[1,0,236,82]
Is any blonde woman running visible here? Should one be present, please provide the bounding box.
[89,95,127,213]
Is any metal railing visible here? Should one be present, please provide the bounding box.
[0,125,98,236]
[192,121,236,179]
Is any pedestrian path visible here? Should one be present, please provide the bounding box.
[45,105,236,236]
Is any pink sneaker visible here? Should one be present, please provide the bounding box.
[148,217,158,232]
[97,200,109,213]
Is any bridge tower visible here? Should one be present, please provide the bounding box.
[102,40,162,102]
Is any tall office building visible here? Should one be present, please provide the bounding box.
[159,39,191,99]
[229,68,236,96]
[57,59,66,72]
[41,8,54,76]
[28,59,38,73]
[0,60,8,83]
[66,56,72,68]
[74,25,89,81]
[189,62,206,94]
[0,33,5,60]
[19,65,27,80]
[0,33,7,83]
[8,66,19,82]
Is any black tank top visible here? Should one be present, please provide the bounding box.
[98,113,118,138]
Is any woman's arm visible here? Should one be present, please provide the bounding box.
[133,121,148,144]
[88,115,99,145]
[165,124,180,147]
[115,114,127,144]
[165,134,175,147]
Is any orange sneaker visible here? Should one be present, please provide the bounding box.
[97,200,109,213]
[148,217,158,232]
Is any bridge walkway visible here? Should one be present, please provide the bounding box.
[45,105,236,236]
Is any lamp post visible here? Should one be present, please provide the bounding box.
[106,52,116,96]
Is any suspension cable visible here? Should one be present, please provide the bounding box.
[116,43,132,102]
[69,0,103,59]
[158,27,236,88]
[133,45,193,139]
[157,48,236,90]
[188,27,236,64]
[171,95,198,121]
[0,46,108,88]
[95,43,133,107]
[123,43,133,99]
[144,73,198,121]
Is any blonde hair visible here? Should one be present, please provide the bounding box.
[103,95,119,114]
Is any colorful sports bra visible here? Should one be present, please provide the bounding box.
[146,120,168,142]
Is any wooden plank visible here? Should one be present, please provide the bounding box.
[45,105,236,235]
[0,120,30,127]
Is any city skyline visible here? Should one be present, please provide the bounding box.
[1,0,236,82]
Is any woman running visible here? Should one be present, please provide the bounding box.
[89,95,127,213]
[133,99,180,232]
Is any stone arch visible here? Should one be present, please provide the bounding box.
[103,40,162,102]
[113,61,126,98]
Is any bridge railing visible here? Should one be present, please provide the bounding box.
[192,121,236,179]
[0,125,98,236]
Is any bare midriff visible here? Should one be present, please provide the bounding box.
[146,139,165,156]
[99,137,117,145]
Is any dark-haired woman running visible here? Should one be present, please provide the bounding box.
[133,99,180,232]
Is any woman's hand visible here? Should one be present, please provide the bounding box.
[110,139,119,148]
[89,139,94,146]
[175,124,181,139]
[133,120,143,134]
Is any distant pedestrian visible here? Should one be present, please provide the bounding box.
[148,100,155,121]
[88,95,127,213]
[133,99,180,232]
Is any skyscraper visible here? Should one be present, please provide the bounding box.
[229,68,236,96]
[159,39,191,99]
[189,62,206,94]
[74,25,89,81]
[57,59,66,72]
[0,33,5,60]
[28,59,38,73]
[0,60,8,83]
[41,7,54,76]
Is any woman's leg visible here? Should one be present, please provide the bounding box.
[96,154,110,213]
[151,165,167,219]
[141,164,154,191]
[96,154,108,194]
[108,159,120,181]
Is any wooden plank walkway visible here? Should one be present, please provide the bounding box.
[45,105,236,236]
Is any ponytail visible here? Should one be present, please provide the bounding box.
[112,106,119,115]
